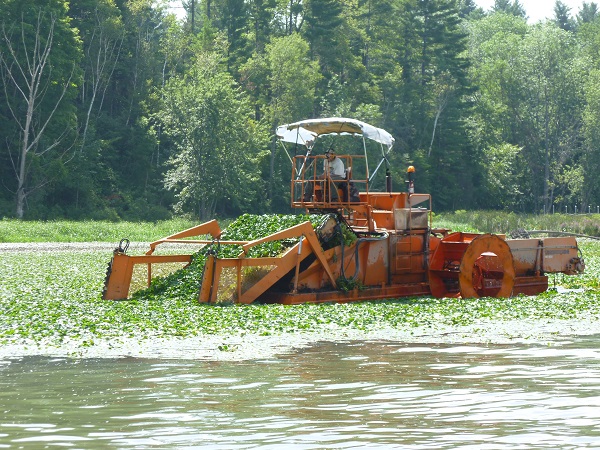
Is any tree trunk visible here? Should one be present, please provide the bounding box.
[269,141,276,202]
[16,186,26,219]
[15,86,34,219]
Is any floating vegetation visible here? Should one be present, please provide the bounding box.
[133,213,326,301]
[0,219,598,352]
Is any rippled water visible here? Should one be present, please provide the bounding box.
[2,337,600,449]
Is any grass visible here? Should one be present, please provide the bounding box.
[2,211,599,243]
[0,218,197,243]
[434,210,600,237]
[0,215,599,353]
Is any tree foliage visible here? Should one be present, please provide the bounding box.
[492,0,526,18]
[0,0,599,219]
[155,52,268,219]
[554,1,575,31]
[577,1,599,24]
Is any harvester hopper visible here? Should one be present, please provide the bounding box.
[102,118,585,303]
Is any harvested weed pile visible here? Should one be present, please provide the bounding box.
[134,213,325,302]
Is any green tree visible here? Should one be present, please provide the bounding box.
[468,14,585,211]
[356,0,399,72]
[579,19,600,207]
[554,1,575,31]
[577,2,599,24]
[467,12,530,209]
[270,0,304,35]
[301,0,345,76]
[70,0,124,151]
[265,34,321,127]
[241,33,321,210]
[582,70,600,207]
[492,0,526,18]
[247,0,277,53]
[220,0,250,74]
[354,0,403,118]
[96,0,172,220]
[481,143,523,208]
[457,0,481,18]
[391,0,474,209]
[515,24,584,212]
[155,52,268,219]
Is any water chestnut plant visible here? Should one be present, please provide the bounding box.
[0,217,598,354]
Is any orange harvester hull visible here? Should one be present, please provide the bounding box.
[102,192,584,304]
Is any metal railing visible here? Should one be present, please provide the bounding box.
[291,155,368,208]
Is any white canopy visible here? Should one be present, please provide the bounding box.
[276,117,395,150]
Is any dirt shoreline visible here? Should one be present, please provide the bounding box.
[2,318,599,360]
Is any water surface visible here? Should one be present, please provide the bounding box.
[2,337,600,448]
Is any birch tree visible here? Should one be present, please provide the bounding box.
[0,0,81,218]
[70,0,124,151]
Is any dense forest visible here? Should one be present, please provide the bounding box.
[1,0,599,220]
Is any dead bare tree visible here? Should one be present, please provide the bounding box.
[80,6,124,152]
[428,75,453,157]
[0,10,77,218]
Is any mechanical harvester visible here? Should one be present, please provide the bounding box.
[102,118,585,304]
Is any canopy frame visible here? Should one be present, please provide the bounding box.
[276,117,395,184]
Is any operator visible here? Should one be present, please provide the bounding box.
[323,149,345,180]
[303,149,345,202]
